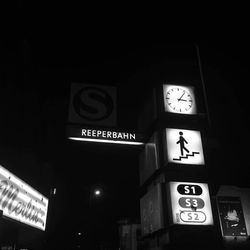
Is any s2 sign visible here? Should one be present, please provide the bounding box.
[68,83,117,126]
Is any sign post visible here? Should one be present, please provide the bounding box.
[138,76,215,248]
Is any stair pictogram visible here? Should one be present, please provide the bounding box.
[173,152,200,161]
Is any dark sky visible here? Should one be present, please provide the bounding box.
[1,21,250,247]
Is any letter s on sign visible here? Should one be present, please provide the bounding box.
[73,87,114,122]
[184,186,189,194]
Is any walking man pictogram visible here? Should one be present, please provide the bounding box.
[176,131,189,156]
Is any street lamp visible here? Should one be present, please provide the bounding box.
[89,186,103,208]
[94,188,101,197]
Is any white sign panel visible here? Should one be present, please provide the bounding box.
[165,128,205,165]
[163,84,197,115]
[0,165,48,231]
[68,83,117,126]
[168,181,213,225]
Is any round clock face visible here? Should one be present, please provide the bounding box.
[165,87,193,113]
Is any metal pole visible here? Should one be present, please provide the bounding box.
[195,44,212,128]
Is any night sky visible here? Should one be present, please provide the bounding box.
[1,18,250,248]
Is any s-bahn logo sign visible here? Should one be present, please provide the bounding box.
[0,165,48,231]
[167,182,213,226]
[68,83,117,126]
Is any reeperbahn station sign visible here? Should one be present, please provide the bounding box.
[67,125,145,145]
[0,165,48,231]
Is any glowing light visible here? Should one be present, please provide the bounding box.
[0,165,48,231]
[68,137,144,145]
[94,189,101,196]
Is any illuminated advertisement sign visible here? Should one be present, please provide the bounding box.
[217,196,247,237]
[140,184,164,235]
[67,125,144,145]
[167,181,213,226]
[165,128,205,165]
[68,83,117,126]
[163,84,197,115]
[0,165,48,231]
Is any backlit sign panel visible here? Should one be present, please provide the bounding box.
[67,126,144,145]
[167,181,213,225]
[0,165,48,231]
[217,196,247,236]
[68,83,117,126]
[165,128,205,165]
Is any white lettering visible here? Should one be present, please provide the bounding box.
[193,199,198,207]
[130,134,136,140]
[81,129,137,141]
[113,132,117,138]
[123,133,129,139]
[184,186,190,194]
[102,131,106,138]
[185,199,191,207]
[107,131,112,138]
[117,133,123,139]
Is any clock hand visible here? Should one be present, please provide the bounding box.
[179,99,187,102]
[177,93,185,101]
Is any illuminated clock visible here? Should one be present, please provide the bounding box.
[163,84,197,114]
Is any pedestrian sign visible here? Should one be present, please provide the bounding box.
[167,182,214,226]
[165,128,205,165]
